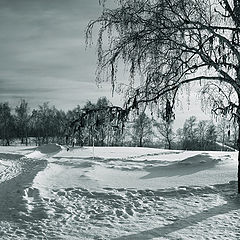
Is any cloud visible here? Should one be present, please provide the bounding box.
[0,0,111,109]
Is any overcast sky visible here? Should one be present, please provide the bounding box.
[0,0,119,108]
[0,0,210,128]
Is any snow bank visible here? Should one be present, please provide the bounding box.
[26,144,62,158]
[54,146,177,160]
[37,144,62,154]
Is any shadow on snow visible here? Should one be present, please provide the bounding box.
[114,181,240,240]
[141,153,221,179]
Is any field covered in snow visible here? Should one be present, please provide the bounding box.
[0,145,240,239]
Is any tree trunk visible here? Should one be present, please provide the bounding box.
[237,92,240,193]
[238,118,240,193]
[167,138,171,150]
[139,136,143,147]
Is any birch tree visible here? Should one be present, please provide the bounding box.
[87,0,240,192]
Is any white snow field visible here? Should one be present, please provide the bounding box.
[0,144,239,239]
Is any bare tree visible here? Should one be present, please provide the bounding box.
[206,122,217,150]
[87,0,240,192]
[69,99,128,147]
[15,99,30,145]
[30,103,64,145]
[182,116,198,150]
[132,112,153,147]
[217,117,228,150]
[0,102,14,146]
[197,120,208,150]
[154,116,174,149]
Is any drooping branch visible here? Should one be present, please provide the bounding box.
[68,105,130,138]
[200,81,238,119]
[86,0,240,123]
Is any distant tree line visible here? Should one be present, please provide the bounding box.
[0,100,67,146]
[0,98,237,151]
[126,113,237,151]
[0,97,126,147]
[175,116,237,151]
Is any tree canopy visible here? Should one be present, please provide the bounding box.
[87,0,240,120]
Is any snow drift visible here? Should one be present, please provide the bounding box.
[37,144,62,154]
[26,144,62,158]
[0,146,239,239]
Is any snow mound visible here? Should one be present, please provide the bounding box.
[37,144,62,154]
[178,153,220,165]
[141,153,221,179]
[26,144,62,159]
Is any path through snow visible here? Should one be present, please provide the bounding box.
[0,145,239,239]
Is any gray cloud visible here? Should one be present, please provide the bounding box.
[0,0,119,109]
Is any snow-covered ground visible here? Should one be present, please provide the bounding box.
[0,144,239,239]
